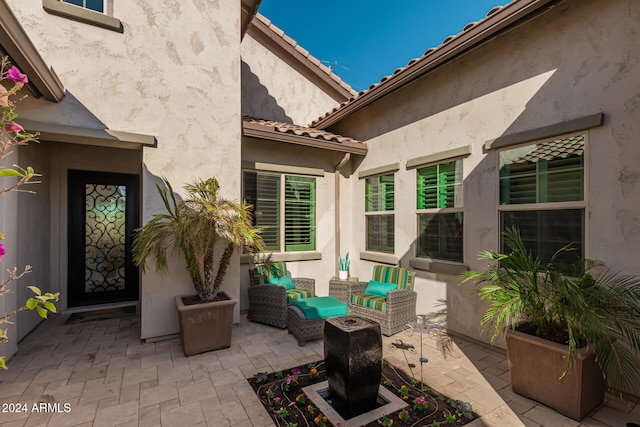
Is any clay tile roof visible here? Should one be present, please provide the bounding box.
[511,135,584,164]
[252,13,357,98]
[311,0,558,128]
[242,117,367,155]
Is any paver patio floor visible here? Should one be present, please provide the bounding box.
[0,312,638,426]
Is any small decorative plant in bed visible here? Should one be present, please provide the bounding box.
[248,359,476,427]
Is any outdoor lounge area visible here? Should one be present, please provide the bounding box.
[0,311,637,427]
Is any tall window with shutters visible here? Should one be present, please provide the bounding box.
[416,160,463,262]
[365,174,395,253]
[499,134,585,266]
[243,171,316,252]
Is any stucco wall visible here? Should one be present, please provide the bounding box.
[330,0,640,354]
[16,143,52,340]
[0,151,20,361]
[241,33,341,126]
[7,0,242,340]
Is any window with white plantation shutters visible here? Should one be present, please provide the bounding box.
[365,174,394,253]
[416,160,463,262]
[498,134,586,266]
[243,171,315,253]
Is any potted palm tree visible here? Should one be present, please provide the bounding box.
[133,177,263,356]
[463,227,640,420]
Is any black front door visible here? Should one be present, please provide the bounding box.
[68,170,139,307]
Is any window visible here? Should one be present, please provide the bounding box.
[416,160,463,262]
[243,171,316,252]
[499,134,585,266]
[365,174,394,253]
[64,0,104,12]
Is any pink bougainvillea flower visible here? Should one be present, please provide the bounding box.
[0,240,5,263]
[6,66,28,86]
[4,122,23,134]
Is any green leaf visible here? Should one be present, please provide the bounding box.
[0,357,6,370]
[42,301,57,313]
[36,306,48,319]
[25,298,37,310]
[27,286,42,296]
[0,168,22,177]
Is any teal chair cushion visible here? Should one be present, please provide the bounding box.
[267,274,295,290]
[293,296,348,320]
[252,262,288,285]
[364,280,397,297]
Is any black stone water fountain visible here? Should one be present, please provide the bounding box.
[323,315,382,419]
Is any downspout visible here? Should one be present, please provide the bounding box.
[334,153,351,275]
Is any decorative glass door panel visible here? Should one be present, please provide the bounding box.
[68,171,139,306]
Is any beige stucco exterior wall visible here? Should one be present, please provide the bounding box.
[7,0,242,340]
[0,150,20,361]
[330,0,640,369]
[241,32,341,126]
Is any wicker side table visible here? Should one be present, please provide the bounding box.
[329,276,361,304]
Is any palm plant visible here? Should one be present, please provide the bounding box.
[463,227,640,393]
[133,177,264,302]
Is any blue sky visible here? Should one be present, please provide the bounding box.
[258,1,510,93]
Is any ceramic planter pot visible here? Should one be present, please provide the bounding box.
[175,291,237,356]
[338,270,348,281]
[506,328,605,420]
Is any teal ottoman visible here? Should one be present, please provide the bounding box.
[287,296,348,346]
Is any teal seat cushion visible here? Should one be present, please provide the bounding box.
[364,280,397,297]
[293,296,348,320]
[267,274,295,290]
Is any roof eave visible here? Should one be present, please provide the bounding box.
[0,0,65,102]
[243,120,367,155]
[241,0,261,41]
[314,0,560,129]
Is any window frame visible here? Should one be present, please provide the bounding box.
[43,0,121,32]
[242,169,317,254]
[496,131,588,261]
[63,0,107,13]
[364,173,395,254]
[415,159,464,263]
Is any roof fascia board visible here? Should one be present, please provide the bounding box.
[314,0,559,128]
[241,0,261,41]
[243,121,367,155]
[247,17,354,102]
[0,0,65,102]
[19,118,156,150]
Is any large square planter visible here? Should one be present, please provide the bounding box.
[175,291,237,356]
[506,328,605,421]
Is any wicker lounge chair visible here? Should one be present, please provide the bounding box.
[247,262,315,328]
[348,265,417,336]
